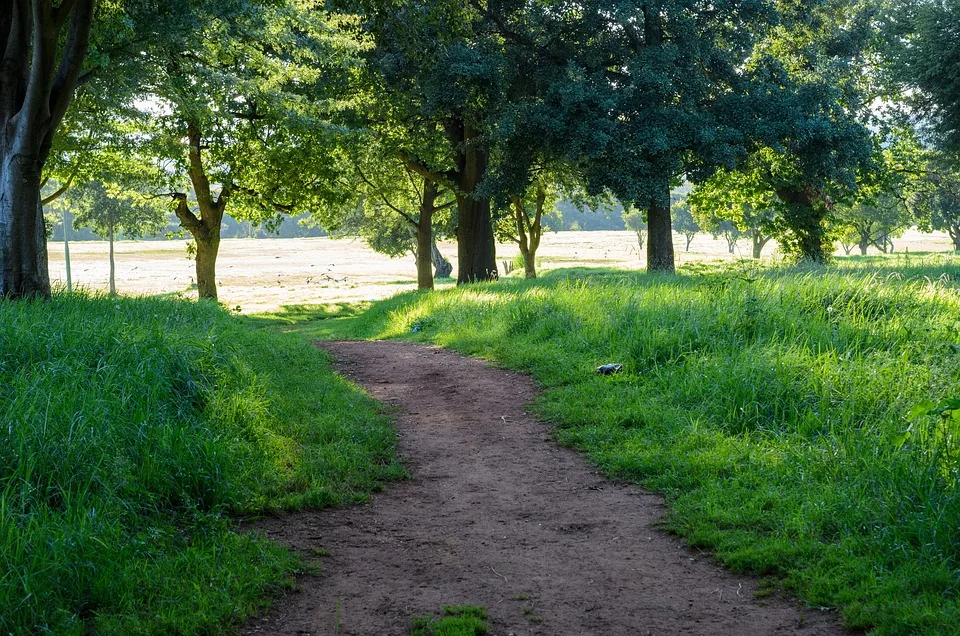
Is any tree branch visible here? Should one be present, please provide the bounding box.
[356,166,417,227]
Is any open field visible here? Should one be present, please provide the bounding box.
[47,229,959,312]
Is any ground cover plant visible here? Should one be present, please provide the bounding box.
[275,258,960,634]
[410,605,490,636]
[0,294,404,633]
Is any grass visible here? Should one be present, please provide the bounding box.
[410,605,489,636]
[275,256,960,635]
[0,293,404,633]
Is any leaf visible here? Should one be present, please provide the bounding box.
[908,401,935,422]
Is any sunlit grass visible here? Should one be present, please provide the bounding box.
[0,294,404,633]
[292,259,960,634]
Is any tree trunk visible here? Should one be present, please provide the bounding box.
[512,191,542,280]
[752,232,769,259]
[645,179,675,273]
[727,236,736,254]
[685,233,694,251]
[415,180,438,290]
[195,235,220,300]
[431,243,452,279]
[858,233,869,255]
[445,118,497,284]
[0,156,50,298]
[776,187,829,264]
[174,122,229,301]
[950,225,960,252]
[0,0,96,300]
[108,211,116,296]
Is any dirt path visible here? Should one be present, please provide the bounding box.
[245,341,844,636]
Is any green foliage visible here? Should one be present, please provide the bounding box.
[51,181,168,240]
[313,261,960,634]
[410,606,489,636]
[913,155,960,251]
[671,199,699,237]
[0,295,403,632]
[887,0,960,153]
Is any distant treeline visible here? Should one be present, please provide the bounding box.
[51,204,633,242]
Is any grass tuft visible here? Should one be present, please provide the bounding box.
[410,605,489,636]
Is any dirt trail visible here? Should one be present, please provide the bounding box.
[246,341,844,636]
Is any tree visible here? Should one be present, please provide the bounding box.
[543,0,805,273]
[0,1,219,298]
[622,205,647,257]
[344,1,511,284]
[0,1,97,298]
[123,2,352,300]
[335,141,457,290]
[914,156,960,251]
[671,198,699,252]
[54,180,166,295]
[497,180,551,279]
[689,169,778,259]
[887,0,960,153]
[835,193,911,255]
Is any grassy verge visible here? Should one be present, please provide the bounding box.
[266,259,960,635]
[410,606,489,636]
[0,294,404,633]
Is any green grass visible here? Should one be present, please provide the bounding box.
[0,293,404,633]
[281,257,960,635]
[410,605,489,636]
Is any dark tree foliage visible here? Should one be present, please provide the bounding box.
[887,0,960,153]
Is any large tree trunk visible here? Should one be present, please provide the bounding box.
[0,0,96,299]
[858,234,869,255]
[646,180,675,273]
[950,225,960,252]
[0,157,50,297]
[445,118,497,284]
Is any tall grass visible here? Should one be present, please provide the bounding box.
[0,294,404,633]
[291,260,960,634]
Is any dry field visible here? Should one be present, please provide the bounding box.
[46,229,958,313]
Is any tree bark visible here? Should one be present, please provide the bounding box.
[950,224,960,252]
[194,234,220,300]
[685,233,694,251]
[445,117,497,284]
[752,232,770,259]
[431,242,452,279]
[415,179,438,290]
[646,179,675,273]
[858,233,869,256]
[0,0,96,299]
[0,156,50,297]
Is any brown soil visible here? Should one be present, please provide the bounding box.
[245,340,846,636]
